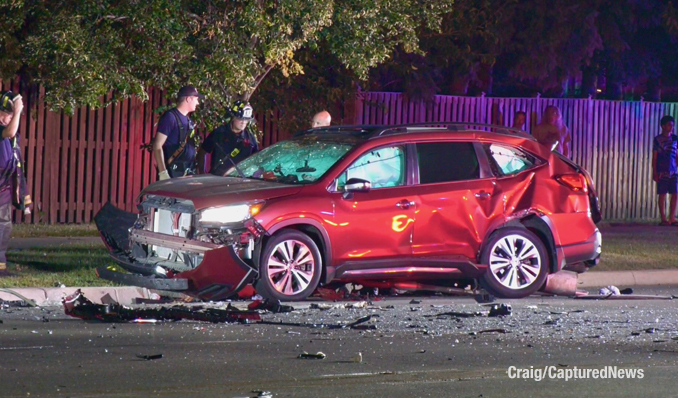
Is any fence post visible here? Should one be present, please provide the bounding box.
[344,89,364,125]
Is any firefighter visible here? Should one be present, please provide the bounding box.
[198,100,259,175]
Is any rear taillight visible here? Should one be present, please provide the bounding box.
[556,173,588,193]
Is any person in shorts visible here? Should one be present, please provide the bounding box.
[652,115,678,225]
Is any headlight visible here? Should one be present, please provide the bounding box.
[199,203,263,224]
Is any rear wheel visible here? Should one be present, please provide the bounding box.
[480,227,549,298]
[255,229,322,301]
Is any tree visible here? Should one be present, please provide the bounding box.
[0,0,453,130]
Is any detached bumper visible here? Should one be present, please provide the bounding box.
[99,244,258,301]
[95,203,258,301]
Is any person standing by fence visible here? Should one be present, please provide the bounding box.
[311,111,332,128]
[152,85,204,180]
[652,115,678,226]
[532,105,571,157]
[511,111,526,131]
[0,91,24,275]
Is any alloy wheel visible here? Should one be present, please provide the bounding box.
[487,234,542,290]
[265,239,316,296]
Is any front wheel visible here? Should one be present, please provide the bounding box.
[254,229,322,301]
[480,227,549,298]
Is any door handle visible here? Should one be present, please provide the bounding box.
[474,191,491,199]
[396,199,416,209]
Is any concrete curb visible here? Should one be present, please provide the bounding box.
[578,269,678,288]
[2,270,678,306]
[0,286,154,306]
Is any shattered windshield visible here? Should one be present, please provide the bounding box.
[224,138,356,184]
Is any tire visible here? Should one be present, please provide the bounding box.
[480,227,549,299]
[254,229,322,301]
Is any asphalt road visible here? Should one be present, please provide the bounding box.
[2,287,678,397]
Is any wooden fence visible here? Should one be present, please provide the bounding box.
[1,79,673,223]
[355,92,678,221]
[0,81,285,224]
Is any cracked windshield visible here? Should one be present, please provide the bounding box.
[224,138,355,183]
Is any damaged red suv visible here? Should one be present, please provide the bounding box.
[96,123,602,301]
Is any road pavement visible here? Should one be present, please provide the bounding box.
[1,289,677,397]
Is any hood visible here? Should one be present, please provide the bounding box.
[141,175,303,210]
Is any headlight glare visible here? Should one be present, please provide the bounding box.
[200,204,251,224]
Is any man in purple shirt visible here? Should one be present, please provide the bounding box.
[0,91,24,274]
[652,115,678,225]
[152,85,204,180]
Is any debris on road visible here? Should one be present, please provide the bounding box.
[599,285,621,296]
[352,352,363,363]
[478,328,508,334]
[248,299,294,313]
[309,301,369,310]
[488,303,512,317]
[432,310,484,318]
[297,351,326,359]
[63,289,261,324]
[136,354,163,361]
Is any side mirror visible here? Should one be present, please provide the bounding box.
[345,178,371,192]
[342,178,370,199]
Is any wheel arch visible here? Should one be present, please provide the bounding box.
[479,214,558,274]
[261,219,332,282]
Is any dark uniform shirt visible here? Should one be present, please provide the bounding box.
[156,108,196,165]
[202,123,259,176]
[0,126,15,188]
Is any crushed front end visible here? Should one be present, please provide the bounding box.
[95,195,266,301]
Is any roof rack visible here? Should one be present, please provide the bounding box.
[371,122,534,140]
[293,125,384,138]
[293,122,535,141]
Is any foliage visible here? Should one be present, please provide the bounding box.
[0,0,453,131]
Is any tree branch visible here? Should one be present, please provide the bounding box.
[250,64,275,99]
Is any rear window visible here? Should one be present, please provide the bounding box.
[416,142,479,183]
[483,143,539,176]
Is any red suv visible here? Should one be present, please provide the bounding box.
[96,123,602,301]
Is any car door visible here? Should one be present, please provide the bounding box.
[411,141,503,261]
[329,145,415,262]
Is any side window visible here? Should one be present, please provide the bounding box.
[484,143,537,176]
[417,142,479,184]
[336,146,406,190]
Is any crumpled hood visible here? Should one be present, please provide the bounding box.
[140,175,303,210]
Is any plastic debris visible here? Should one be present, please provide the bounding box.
[63,289,261,324]
[136,354,163,361]
[599,286,621,296]
[297,351,326,359]
[488,303,512,317]
[248,299,294,313]
[478,328,508,334]
[433,311,484,318]
[352,352,363,363]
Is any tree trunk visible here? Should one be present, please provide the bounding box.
[580,67,597,98]
[646,77,661,102]
[449,75,469,95]
[476,63,494,96]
